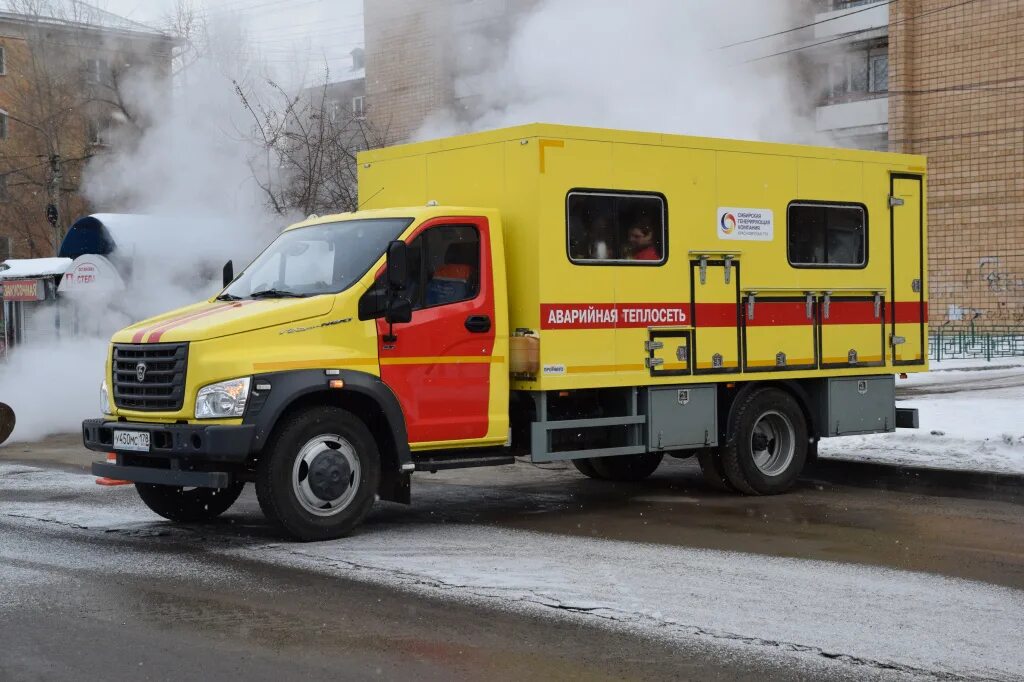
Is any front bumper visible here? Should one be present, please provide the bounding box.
[83,419,254,488]
[82,419,255,461]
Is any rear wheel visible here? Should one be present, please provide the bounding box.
[256,406,380,541]
[720,388,807,495]
[571,458,602,479]
[135,481,244,522]
[588,452,664,482]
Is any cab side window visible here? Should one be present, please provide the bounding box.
[788,202,867,268]
[410,224,480,309]
[567,191,666,265]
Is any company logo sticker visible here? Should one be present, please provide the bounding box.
[542,364,567,375]
[720,212,737,235]
[717,207,773,241]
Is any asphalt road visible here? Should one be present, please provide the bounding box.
[2,435,1023,680]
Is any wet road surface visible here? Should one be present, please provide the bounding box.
[2,435,1023,680]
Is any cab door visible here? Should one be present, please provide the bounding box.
[376,217,497,443]
[890,175,926,365]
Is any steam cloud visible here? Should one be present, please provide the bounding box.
[0,15,286,443]
[419,0,820,144]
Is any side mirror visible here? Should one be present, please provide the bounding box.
[222,260,234,288]
[385,241,409,292]
[385,296,412,325]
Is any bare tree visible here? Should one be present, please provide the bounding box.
[235,71,391,218]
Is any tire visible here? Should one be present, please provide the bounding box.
[135,481,244,523]
[256,406,380,541]
[720,388,808,495]
[589,452,664,482]
[696,448,736,493]
[571,458,602,479]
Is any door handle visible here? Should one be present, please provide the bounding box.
[465,315,491,333]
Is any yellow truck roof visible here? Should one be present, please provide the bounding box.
[358,122,926,169]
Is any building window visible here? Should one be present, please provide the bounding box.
[328,99,340,123]
[352,96,365,119]
[0,174,8,202]
[788,202,867,268]
[826,46,888,101]
[86,119,106,146]
[869,54,889,92]
[0,46,6,76]
[85,58,109,85]
[567,191,667,265]
[0,110,8,139]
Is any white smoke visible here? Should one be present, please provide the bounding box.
[418,0,821,144]
[0,13,293,443]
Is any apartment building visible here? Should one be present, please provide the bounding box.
[0,4,173,260]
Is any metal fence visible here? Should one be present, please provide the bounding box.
[930,326,1024,361]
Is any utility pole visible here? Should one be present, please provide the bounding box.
[46,153,61,255]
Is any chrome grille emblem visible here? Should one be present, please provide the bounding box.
[136,362,148,383]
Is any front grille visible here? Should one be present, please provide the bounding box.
[112,343,189,411]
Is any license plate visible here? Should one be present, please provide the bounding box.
[113,429,150,452]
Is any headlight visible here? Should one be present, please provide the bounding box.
[100,380,112,415]
[195,377,251,419]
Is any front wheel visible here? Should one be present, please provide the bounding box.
[135,481,244,522]
[256,406,380,541]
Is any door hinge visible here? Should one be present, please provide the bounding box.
[645,357,664,369]
[805,293,814,320]
[699,255,708,285]
[912,279,922,293]
[746,292,756,320]
[645,340,664,352]
[723,255,733,284]
[890,334,906,346]
[889,196,905,208]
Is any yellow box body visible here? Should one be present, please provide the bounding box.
[357,123,928,395]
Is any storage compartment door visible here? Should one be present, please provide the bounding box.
[819,294,886,368]
[742,293,817,372]
[691,259,740,374]
[648,385,717,451]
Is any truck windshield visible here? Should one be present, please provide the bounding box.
[221,218,412,299]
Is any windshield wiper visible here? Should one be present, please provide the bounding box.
[215,293,242,301]
[249,288,308,299]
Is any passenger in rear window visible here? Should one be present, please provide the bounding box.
[626,223,660,261]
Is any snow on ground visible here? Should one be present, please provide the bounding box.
[2,464,1023,680]
[820,360,1024,475]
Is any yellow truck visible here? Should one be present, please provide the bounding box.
[84,124,927,540]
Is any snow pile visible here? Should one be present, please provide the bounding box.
[820,361,1024,474]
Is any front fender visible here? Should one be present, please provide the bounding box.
[243,369,411,470]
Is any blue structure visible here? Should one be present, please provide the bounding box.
[58,215,120,260]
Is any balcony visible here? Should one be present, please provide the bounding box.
[816,95,888,133]
[814,1,888,42]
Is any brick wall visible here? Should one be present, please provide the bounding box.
[889,0,1024,325]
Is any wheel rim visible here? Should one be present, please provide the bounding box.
[749,411,795,477]
[291,433,361,517]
